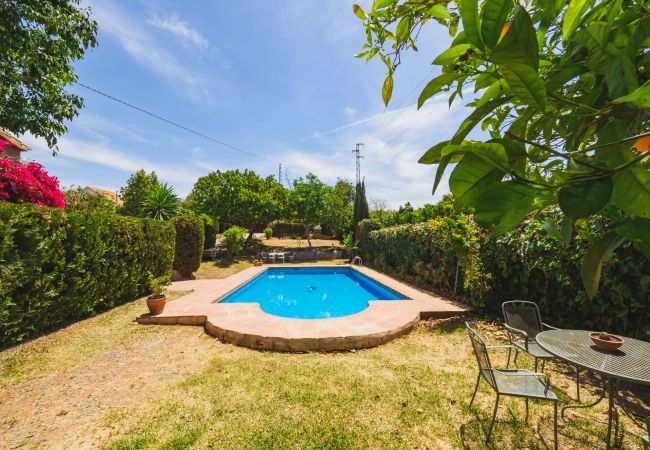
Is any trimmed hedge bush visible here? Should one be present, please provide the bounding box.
[171,216,204,277]
[473,218,649,339]
[362,215,488,298]
[271,221,305,238]
[0,203,175,348]
[361,214,649,339]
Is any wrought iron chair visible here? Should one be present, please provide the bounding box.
[502,300,583,402]
[642,415,649,450]
[466,322,558,449]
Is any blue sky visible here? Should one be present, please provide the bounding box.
[24,0,472,207]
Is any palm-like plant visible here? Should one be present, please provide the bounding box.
[141,183,180,220]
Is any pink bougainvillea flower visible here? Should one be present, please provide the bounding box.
[0,157,65,208]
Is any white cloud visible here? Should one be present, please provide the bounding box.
[23,134,201,194]
[88,0,206,98]
[147,14,208,50]
[344,106,358,119]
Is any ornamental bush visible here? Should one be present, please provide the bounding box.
[364,215,489,298]
[362,212,649,339]
[0,203,175,348]
[0,157,64,207]
[223,226,247,257]
[171,216,204,277]
[474,217,649,339]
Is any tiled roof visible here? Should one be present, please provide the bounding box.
[0,129,30,151]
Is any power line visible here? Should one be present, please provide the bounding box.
[75,82,274,163]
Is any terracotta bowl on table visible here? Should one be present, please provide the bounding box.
[589,332,624,351]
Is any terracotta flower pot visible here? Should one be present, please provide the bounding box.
[146,295,167,315]
[589,332,624,351]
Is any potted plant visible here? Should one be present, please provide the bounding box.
[146,277,167,315]
[589,331,624,351]
[252,257,264,267]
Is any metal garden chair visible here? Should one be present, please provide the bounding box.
[466,322,559,449]
[502,300,583,401]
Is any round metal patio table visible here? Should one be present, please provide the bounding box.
[537,329,650,449]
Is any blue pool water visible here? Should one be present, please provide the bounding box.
[219,267,407,319]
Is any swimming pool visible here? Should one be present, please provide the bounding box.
[219,267,408,319]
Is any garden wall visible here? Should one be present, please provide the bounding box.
[0,203,175,348]
[359,217,649,339]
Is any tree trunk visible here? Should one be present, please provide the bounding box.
[243,223,261,250]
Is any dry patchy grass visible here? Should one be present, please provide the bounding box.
[195,259,254,280]
[1,276,647,449]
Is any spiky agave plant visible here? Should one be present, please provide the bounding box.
[141,183,180,220]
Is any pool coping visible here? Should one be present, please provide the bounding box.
[137,264,472,352]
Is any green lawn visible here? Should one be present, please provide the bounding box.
[0,261,647,449]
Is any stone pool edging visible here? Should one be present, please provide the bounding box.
[137,264,472,352]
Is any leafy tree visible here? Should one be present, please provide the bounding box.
[322,178,354,238]
[141,183,180,220]
[187,169,286,247]
[288,173,328,246]
[119,170,159,217]
[352,180,370,238]
[355,0,650,297]
[64,187,117,213]
[0,0,98,150]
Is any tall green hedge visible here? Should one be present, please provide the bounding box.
[361,215,649,339]
[171,216,204,277]
[0,203,175,348]
[474,219,649,339]
[361,215,489,298]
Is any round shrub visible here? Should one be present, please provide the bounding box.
[264,226,273,240]
[223,226,247,257]
[171,216,204,277]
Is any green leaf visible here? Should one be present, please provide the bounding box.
[612,84,650,109]
[560,218,574,244]
[476,80,504,107]
[491,6,539,70]
[481,0,513,49]
[474,181,537,236]
[451,96,514,144]
[418,74,458,109]
[449,153,505,207]
[558,178,614,218]
[372,0,395,11]
[433,44,471,65]
[396,16,411,42]
[581,232,624,299]
[432,155,452,195]
[352,4,367,20]
[562,0,592,41]
[418,140,453,164]
[501,63,547,111]
[442,142,510,171]
[616,217,650,259]
[428,4,450,20]
[382,73,393,106]
[458,0,484,50]
[541,221,561,239]
[611,166,650,218]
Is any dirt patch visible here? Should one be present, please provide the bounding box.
[0,294,223,449]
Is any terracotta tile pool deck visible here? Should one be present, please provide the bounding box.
[137,265,472,352]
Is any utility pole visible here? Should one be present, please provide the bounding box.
[352,143,364,185]
[278,163,282,184]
